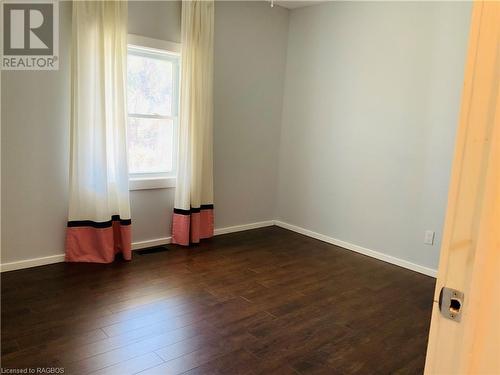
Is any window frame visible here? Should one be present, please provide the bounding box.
[126,34,181,191]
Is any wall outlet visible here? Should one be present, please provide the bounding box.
[424,230,435,245]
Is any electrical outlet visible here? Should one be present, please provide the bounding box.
[424,230,435,245]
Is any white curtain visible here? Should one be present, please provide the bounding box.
[172,0,215,245]
[66,1,131,263]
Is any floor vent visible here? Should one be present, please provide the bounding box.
[135,246,170,255]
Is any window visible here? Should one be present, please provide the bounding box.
[126,35,180,190]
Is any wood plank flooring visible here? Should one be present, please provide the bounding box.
[1,226,435,374]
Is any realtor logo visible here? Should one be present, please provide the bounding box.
[1,0,59,70]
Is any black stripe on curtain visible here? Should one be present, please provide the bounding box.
[173,204,214,216]
[67,215,132,228]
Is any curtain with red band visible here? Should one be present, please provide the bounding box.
[172,0,215,246]
[66,2,131,263]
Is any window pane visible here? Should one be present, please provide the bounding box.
[127,53,173,116]
[127,117,174,174]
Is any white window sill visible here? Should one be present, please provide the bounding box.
[129,176,176,191]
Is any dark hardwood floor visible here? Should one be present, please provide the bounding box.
[1,226,435,374]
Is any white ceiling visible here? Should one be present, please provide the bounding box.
[274,0,325,9]
[219,0,325,11]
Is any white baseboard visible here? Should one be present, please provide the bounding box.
[214,220,275,235]
[274,220,437,278]
[0,254,66,273]
[0,221,275,272]
[131,237,171,251]
[0,220,436,277]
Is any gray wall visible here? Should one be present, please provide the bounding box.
[128,0,181,43]
[214,2,288,228]
[1,2,72,264]
[1,0,472,271]
[277,1,471,270]
[1,1,289,264]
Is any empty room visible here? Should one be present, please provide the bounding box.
[1,0,498,374]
